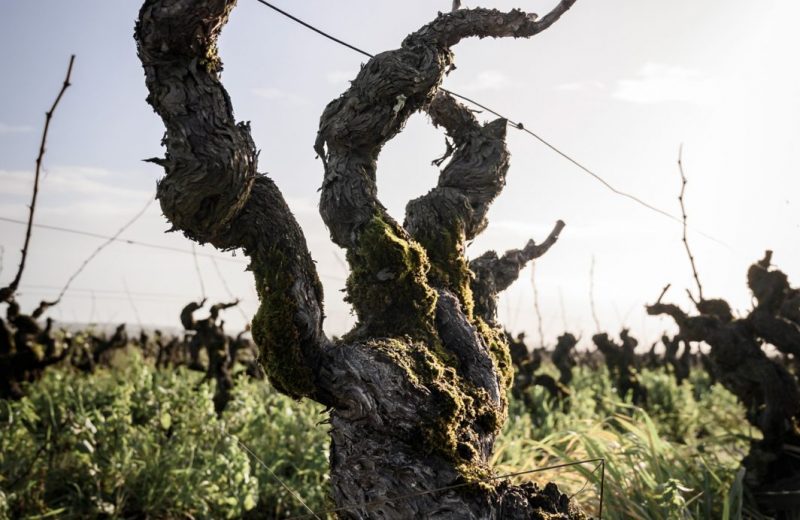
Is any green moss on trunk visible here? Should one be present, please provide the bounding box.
[251,248,316,399]
[414,222,475,320]
[475,317,513,396]
[366,337,504,481]
[345,216,438,341]
[329,214,518,482]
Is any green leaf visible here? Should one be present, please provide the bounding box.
[160,411,172,430]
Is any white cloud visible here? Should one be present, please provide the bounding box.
[0,167,151,201]
[613,63,718,105]
[555,80,606,92]
[251,87,308,106]
[455,70,519,92]
[0,123,33,135]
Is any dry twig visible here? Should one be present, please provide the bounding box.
[677,144,704,303]
[655,283,672,305]
[531,262,545,348]
[589,255,601,332]
[0,55,76,303]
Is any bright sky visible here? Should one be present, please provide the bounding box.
[1,0,798,349]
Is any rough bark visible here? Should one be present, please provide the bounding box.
[137,0,328,402]
[136,1,582,517]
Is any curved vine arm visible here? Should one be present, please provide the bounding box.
[31,300,57,319]
[403,91,509,315]
[315,2,576,340]
[410,91,510,241]
[405,3,578,48]
[645,302,714,343]
[179,300,204,332]
[469,220,565,324]
[209,300,240,320]
[135,0,329,401]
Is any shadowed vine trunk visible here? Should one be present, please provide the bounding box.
[0,303,71,400]
[647,252,800,516]
[135,1,584,517]
[591,330,647,406]
[552,333,578,386]
[508,333,570,408]
[661,334,691,385]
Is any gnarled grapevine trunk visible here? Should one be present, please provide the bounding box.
[0,304,70,400]
[647,253,800,515]
[135,1,583,517]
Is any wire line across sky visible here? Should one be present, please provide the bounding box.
[252,0,730,249]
